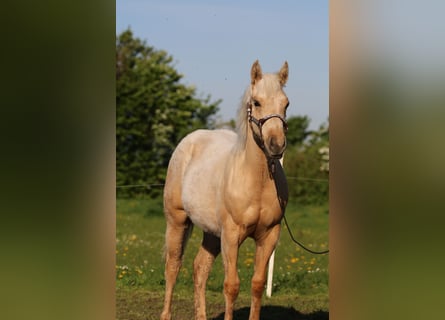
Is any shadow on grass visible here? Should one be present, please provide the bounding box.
[211,305,328,320]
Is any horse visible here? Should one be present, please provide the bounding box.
[160,60,290,320]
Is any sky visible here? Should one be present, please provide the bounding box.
[116,0,328,130]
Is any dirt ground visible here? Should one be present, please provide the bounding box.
[116,288,328,320]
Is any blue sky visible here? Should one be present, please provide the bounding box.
[117,0,328,130]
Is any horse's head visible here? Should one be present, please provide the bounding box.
[248,60,289,159]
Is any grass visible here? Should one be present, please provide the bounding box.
[116,197,329,319]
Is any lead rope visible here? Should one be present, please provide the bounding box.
[275,162,329,255]
[282,213,329,255]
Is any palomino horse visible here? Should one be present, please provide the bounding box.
[161,60,289,320]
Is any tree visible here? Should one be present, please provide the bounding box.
[116,29,220,197]
[285,115,310,146]
[284,120,329,205]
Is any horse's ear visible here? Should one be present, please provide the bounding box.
[251,60,263,85]
[278,61,289,86]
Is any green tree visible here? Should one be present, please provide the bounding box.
[286,115,310,146]
[116,29,220,197]
[284,121,329,205]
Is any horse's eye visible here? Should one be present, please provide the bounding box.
[253,100,261,107]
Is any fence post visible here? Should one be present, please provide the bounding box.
[266,249,275,297]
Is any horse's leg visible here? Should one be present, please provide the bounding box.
[193,232,221,320]
[160,209,193,320]
[221,224,241,320]
[249,224,281,320]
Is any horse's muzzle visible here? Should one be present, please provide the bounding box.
[266,136,286,159]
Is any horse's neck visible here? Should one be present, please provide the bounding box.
[236,130,271,183]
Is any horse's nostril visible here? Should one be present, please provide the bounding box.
[271,137,285,147]
[270,137,277,147]
[268,137,285,156]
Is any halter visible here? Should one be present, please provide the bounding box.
[247,100,288,153]
[247,100,288,177]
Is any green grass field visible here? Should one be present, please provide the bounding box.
[116,197,329,319]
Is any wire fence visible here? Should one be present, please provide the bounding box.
[116,176,328,189]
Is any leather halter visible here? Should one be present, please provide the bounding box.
[246,100,288,177]
[247,100,288,153]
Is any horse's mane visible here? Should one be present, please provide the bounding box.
[234,86,251,151]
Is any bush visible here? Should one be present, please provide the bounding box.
[284,143,329,205]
